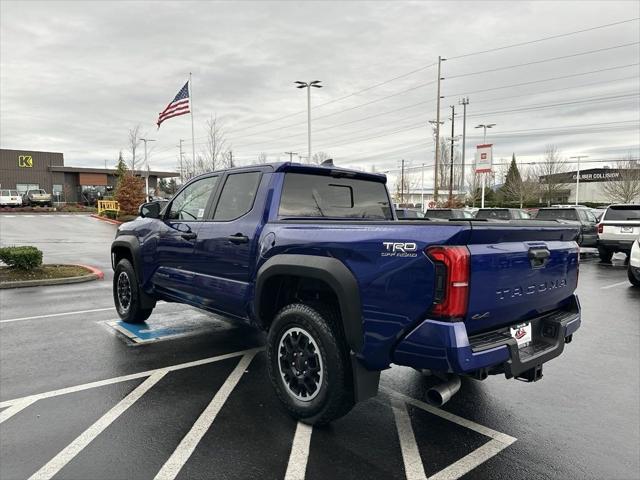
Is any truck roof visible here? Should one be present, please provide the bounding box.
[188,161,388,184]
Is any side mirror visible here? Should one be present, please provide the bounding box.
[139,201,162,219]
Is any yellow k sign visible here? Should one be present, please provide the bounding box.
[18,155,33,168]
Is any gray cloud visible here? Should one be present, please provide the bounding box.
[1,0,638,185]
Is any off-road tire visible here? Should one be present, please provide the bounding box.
[267,302,355,425]
[113,258,153,324]
[628,267,640,287]
[598,246,613,263]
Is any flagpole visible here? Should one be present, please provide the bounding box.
[189,72,195,165]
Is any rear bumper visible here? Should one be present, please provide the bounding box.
[598,239,634,252]
[393,295,581,378]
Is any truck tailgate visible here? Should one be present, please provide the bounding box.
[464,221,579,334]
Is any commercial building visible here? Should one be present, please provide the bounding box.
[540,167,640,204]
[0,149,176,204]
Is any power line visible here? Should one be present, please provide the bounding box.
[447,17,640,60]
[444,63,640,97]
[446,42,639,79]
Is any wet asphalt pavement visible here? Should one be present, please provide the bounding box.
[0,213,638,480]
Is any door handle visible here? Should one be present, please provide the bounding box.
[227,233,249,244]
[181,232,198,241]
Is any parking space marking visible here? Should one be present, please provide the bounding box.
[0,348,262,409]
[428,438,513,480]
[0,398,37,424]
[153,351,257,480]
[601,281,629,289]
[28,371,167,480]
[392,396,428,480]
[384,387,517,480]
[284,422,313,480]
[0,307,114,324]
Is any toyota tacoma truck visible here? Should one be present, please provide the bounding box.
[111,162,581,424]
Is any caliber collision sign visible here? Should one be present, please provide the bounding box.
[475,144,493,173]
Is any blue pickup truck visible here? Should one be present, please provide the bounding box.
[111,162,581,424]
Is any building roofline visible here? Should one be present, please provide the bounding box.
[50,166,177,177]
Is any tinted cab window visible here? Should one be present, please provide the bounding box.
[168,176,219,220]
[536,209,578,221]
[279,173,392,220]
[476,209,511,220]
[213,172,262,221]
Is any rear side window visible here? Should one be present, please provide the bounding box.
[536,209,578,220]
[476,209,510,220]
[604,205,640,221]
[214,172,262,221]
[279,173,392,220]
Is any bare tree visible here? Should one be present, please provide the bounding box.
[127,124,142,172]
[601,154,640,203]
[394,172,420,204]
[312,151,331,164]
[256,152,268,164]
[533,145,568,206]
[203,115,228,171]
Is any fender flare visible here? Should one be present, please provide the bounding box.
[255,254,363,353]
[111,236,142,275]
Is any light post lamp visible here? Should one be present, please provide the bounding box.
[474,124,496,208]
[569,155,588,205]
[295,80,322,163]
[140,138,156,199]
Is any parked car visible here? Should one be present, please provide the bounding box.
[596,204,640,262]
[22,189,52,207]
[395,208,424,219]
[424,208,474,220]
[628,236,640,287]
[0,189,22,207]
[475,208,531,220]
[535,207,598,247]
[590,208,606,222]
[112,162,581,424]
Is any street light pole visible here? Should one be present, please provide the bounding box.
[434,56,446,204]
[449,105,455,205]
[570,155,589,205]
[140,138,156,199]
[459,97,469,192]
[295,80,322,163]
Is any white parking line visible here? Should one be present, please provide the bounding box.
[0,348,262,409]
[0,307,115,324]
[384,387,517,480]
[392,396,427,480]
[28,371,167,480]
[601,281,629,289]
[0,398,37,424]
[284,422,314,480]
[153,352,257,480]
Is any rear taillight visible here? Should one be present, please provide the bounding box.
[426,246,470,319]
[597,223,603,234]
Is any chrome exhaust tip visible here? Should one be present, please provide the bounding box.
[426,375,461,407]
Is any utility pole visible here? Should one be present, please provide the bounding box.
[178,139,184,184]
[448,105,456,205]
[140,138,156,199]
[401,159,405,205]
[459,97,469,192]
[434,55,445,204]
[284,151,298,162]
[569,155,589,205]
[228,150,234,168]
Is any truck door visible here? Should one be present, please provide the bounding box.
[152,175,220,299]
[193,170,264,318]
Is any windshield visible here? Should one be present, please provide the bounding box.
[604,205,640,221]
[536,209,578,220]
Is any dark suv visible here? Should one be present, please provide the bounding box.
[535,207,598,247]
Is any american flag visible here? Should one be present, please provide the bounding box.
[157,81,190,127]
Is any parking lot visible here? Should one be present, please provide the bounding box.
[0,213,638,480]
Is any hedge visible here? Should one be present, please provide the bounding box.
[0,246,43,270]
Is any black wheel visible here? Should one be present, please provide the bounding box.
[113,259,153,323]
[598,246,613,263]
[267,303,354,425]
[629,267,640,287]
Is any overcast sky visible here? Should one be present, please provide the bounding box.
[1,0,639,184]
